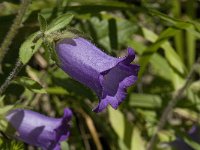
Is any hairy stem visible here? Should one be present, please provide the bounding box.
[0,59,23,95]
[0,0,31,71]
[146,59,200,150]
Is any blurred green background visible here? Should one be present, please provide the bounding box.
[0,0,200,149]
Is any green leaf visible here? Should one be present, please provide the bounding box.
[148,9,200,38]
[192,20,200,32]
[0,95,5,103]
[148,9,178,25]
[46,13,74,34]
[150,54,174,81]
[108,18,118,50]
[0,105,14,116]
[0,95,5,107]
[13,77,46,94]
[142,27,186,76]
[190,81,200,94]
[174,30,184,61]
[61,142,70,150]
[131,127,145,150]
[186,27,196,68]
[82,13,137,52]
[38,14,47,32]
[148,9,191,29]
[108,107,125,139]
[183,136,200,150]
[194,64,200,75]
[150,53,184,89]
[30,1,133,15]
[45,86,69,95]
[0,137,24,150]
[0,119,12,134]
[157,27,179,40]
[19,32,43,64]
[108,107,133,149]
[174,108,199,122]
[162,42,185,74]
[127,39,147,55]
[138,110,157,124]
[118,139,129,150]
[129,93,162,108]
[143,25,193,74]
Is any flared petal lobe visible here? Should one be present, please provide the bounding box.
[56,37,139,112]
[6,108,72,150]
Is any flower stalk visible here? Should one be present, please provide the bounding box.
[0,59,23,95]
[0,0,31,72]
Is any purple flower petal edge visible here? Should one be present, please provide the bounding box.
[94,48,139,112]
[51,108,72,149]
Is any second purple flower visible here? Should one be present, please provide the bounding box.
[6,108,72,150]
[56,37,139,112]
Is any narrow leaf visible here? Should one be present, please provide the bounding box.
[13,77,46,94]
[142,27,186,75]
[0,95,5,103]
[0,105,14,116]
[186,27,196,68]
[131,127,145,150]
[183,136,200,150]
[46,14,74,34]
[108,18,118,50]
[38,14,47,32]
[108,107,125,139]
[45,86,69,95]
[129,93,162,108]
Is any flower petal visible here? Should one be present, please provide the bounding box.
[6,108,72,150]
[93,56,139,112]
[56,37,139,112]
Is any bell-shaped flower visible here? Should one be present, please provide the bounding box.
[6,108,72,150]
[55,37,139,112]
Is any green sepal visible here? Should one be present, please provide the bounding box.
[0,118,16,136]
[46,13,74,34]
[42,38,60,65]
[43,30,77,65]
[38,14,47,32]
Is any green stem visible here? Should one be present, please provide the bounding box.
[146,58,200,150]
[0,0,31,72]
[0,59,23,95]
[172,0,184,61]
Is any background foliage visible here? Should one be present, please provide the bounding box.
[0,0,200,149]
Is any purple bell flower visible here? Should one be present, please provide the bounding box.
[55,37,139,112]
[6,108,72,150]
